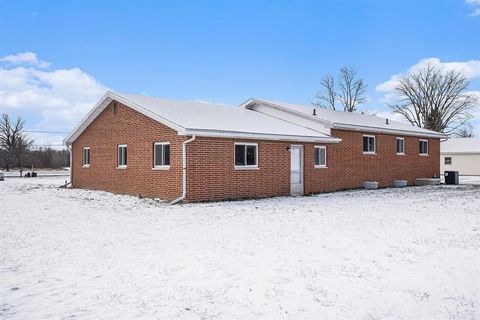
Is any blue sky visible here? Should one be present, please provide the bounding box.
[0,0,479,143]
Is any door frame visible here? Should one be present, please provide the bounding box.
[290,144,304,196]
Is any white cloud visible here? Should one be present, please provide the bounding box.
[376,57,480,93]
[0,52,51,68]
[0,52,108,146]
[466,0,480,16]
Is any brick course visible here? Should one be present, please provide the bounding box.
[72,101,440,202]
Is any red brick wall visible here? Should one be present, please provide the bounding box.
[303,129,440,194]
[185,138,291,201]
[184,131,440,201]
[72,102,440,202]
[72,101,186,201]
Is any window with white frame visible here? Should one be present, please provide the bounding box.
[234,143,258,168]
[154,142,170,168]
[82,147,90,166]
[314,146,327,167]
[396,137,405,154]
[445,157,452,165]
[419,139,428,155]
[363,135,376,153]
[117,144,127,167]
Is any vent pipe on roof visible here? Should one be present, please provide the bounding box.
[313,109,317,116]
[386,118,389,125]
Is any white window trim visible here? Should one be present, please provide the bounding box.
[363,135,376,154]
[314,146,327,168]
[153,142,171,170]
[117,144,127,168]
[82,147,90,168]
[396,137,405,155]
[234,142,259,170]
[419,139,429,156]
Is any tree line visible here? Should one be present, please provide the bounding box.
[313,65,478,137]
[0,113,69,171]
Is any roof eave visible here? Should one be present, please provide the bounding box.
[332,123,447,139]
[184,129,341,143]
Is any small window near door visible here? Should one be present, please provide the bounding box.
[82,147,90,167]
[396,137,405,155]
[117,144,127,168]
[445,157,452,165]
[363,135,376,154]
[419,139,429,155]
[154,142,170,168]
[234,143,258,168]
[314,146,327,167]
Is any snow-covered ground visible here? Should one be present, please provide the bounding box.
[0,177,479,319]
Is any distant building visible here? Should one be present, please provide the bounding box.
[441,138,480,176]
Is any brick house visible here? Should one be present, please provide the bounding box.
[64,92,445,203]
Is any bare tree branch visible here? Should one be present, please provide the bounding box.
[313,75,337,110]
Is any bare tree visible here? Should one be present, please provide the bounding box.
[455,123,475,138]
[314,75,337,110]
[0,113,32,171]
[313,66,367,112]
[389,64,478,134]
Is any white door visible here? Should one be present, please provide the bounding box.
[290,145,304,196]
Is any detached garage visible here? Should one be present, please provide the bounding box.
[441,138,480,176]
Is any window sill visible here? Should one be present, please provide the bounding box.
[314,165,328,169]
[396,153,405,156]
[234,166,259,170]
[153,166,170,171]
[419,154,429,157]
[82,165,90,168]
[117,166,127,169]
[363,152,376,155]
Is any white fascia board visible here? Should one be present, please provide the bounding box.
[332,123,447,139]
[63,92,113,145]
[64,92,187,145]
[184,129,341,143]
[441,152,480,155]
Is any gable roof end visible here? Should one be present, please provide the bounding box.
[242,99,447,139]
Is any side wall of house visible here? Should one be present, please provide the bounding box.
[184,131,440,201]
[71,101,185,201]
[303,129,440,194]
[185,138,292,201]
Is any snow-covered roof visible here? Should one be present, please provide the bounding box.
[441,138,480,154]
[242,99,446,138]
[64,92,340,144]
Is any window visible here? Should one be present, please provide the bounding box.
[314,146,327,167]
[363,135,376,153]
[82,147,90,167]
[234,143,258,168]
[117,144,127,167]
[396,137,405,155]
[419,139,429,155]
[154,142,170,168]
[445,157,452,165]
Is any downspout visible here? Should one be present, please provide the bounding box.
[67,144,72,187]
[170,135,196,205]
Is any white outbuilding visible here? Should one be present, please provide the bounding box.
[441,138,480,176]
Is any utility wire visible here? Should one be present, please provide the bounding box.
[24,130,69,134]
